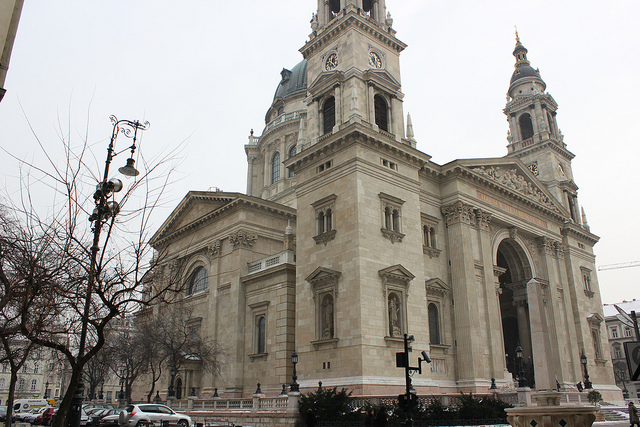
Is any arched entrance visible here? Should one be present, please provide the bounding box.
[497,238,535,388]
[176,378,183,400]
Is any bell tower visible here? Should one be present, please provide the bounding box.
[504,31,582,223]
[301,0,409,146]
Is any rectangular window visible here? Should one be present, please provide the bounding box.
[379,193,405,243]
[248,302,269,358]
[611,326,619,339]
[312,194,337,245]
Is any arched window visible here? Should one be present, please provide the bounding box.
[288,145,297,177]
[519,113,534,140]
[323,97,336,135]
[257,316,266,354]
[546,111,555,136]
[187,266,208,296]
[385,207,392,230]
[428,303,441,345]
[392,209,400,232]
[363,0,373,12]
[317,211,325,235]
[329,0,340,14]
[374,94,389,132]
[271,151,281,184]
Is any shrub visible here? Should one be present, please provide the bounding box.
[587,390,603,406]
[298,386,357,422]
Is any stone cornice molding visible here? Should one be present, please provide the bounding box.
[306,266,342,291]
[379,265,415,289]
[301,11,407,59]
[150,192,296,248]
[506,139,575,162]
[562,222,600,246]
[425,278,450,298]
[504,92,558,112]
[284,122,431,175]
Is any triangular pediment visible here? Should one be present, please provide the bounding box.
[306,267,342,287]
[451,158,568,218]
[425,278,450,297]
[378,264,415,282]
[363,69,402,93]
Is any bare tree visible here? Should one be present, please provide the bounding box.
[1,115,184,427]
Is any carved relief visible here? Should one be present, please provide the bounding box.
[471,166,560,212]
[475,209,492,231]
[441,201,474,226]
[229,230,258,250]
[207,240,222,259]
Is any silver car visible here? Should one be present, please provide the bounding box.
[121,404,191,427]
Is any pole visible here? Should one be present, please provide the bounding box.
[631,311,640,341]
[403,334,413,427]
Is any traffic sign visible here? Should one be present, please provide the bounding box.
[624,341,640,381]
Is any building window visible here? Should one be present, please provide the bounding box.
[288,145,297,177]
[31,379,37,391]
[248,302,269,358]
[421,214,442,258]
[612,343,623,359]
[610,326,619,339]
[312,194,337,245]
[187,266,208,296]
[379,193,405,243]
[0,378,4,389]
[306,267,341,346]
[581,267,594,298]
[624,326,633,337]
[22,364,28,373]
[272,152,281,184]
[2,363,7,373]
[323,96,336,135]
[317,160,332,173]
[33,363,38,374]
[256,316,266,354]
[18,378,25,390]
[428,303,441,345]
[519,113,534,140]
[374,94,389,132]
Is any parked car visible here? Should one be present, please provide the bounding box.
[121,404,191,427]
[80,409,90,426]
[15,407,44,423]
[98,410,122,427]
[83,403,114,413]
[35,407,57,426]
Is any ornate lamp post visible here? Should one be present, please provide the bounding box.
[168,366,177,397]
[581,350,593,389]
[516,344,526,388]
[290,350,299,392]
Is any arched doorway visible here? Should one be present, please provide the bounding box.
[176,378,183,400]
[497,238,535,388]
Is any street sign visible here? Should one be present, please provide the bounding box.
[624,341,640,381]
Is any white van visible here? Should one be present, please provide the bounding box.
[12,398,54,412]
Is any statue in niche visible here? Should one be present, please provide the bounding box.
[321,295,334,339]
[388,294,401,337]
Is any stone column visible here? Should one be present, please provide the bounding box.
[441,202,484,384]
[476,209,507,380]
[527,278,555,390]
[246,155,255,195]
[391,96,404,141]
[334,84,342,132]
[368,84,375,127]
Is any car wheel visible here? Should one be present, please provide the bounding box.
[177,420,188,427]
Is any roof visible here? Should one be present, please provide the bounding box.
[603,300,640,318]
[510,64,541,85]
[273,59,307,100]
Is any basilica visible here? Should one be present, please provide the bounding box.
[144,0,619,401]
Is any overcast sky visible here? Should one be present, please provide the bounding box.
[1,1,638,305]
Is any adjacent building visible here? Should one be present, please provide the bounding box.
[603,300,640,400]
[142,0,620,401]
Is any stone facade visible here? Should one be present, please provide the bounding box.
[140,0,620,402]
[603,300,640,400]
[0,0,23,102]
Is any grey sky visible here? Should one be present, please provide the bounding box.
[1,1,638,304]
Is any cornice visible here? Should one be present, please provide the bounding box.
[284,122,430,175]
[300,11,407,59]
[562,222,600,246]
[504,92,558,113]
[151,193,296,248]
[506,139,575,162]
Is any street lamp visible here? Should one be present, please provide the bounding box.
[290,350,299,392]
[516,344,526,388]
[44,381,49,399]
[581,350,593,389]
[66,117,148,427]
[168,366,177,397]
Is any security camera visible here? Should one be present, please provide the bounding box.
[421,350,431,363]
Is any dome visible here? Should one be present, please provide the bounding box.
[510,65,541,84]
[273,60,307,100]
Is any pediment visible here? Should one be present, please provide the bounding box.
[150,191,242,246]
[455,158,567,216]
[307,71,344,97]
[425,278,450,297]
[363,69,402,93]
[378,264,415,283]
[587,312,604,326]
[306,267,342,287]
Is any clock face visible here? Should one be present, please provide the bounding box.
[368,51,382,69]
[325,53,338,71]
[528,163,539,175]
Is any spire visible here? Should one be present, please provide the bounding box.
[406,113,416,144]
[581,207,590,232]
[513,26,530,68]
